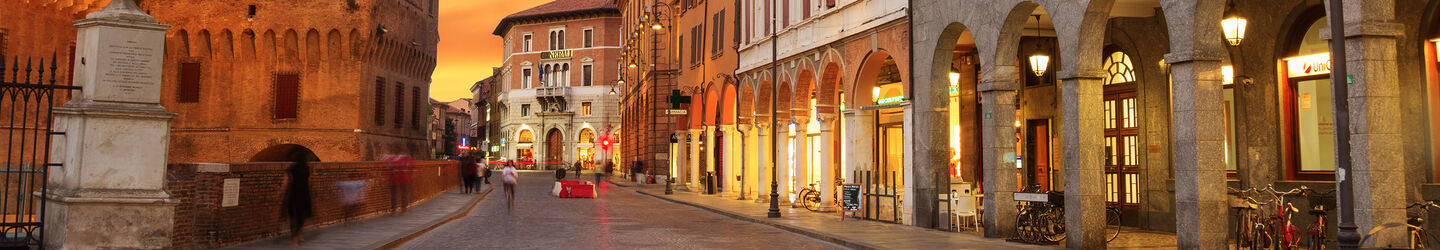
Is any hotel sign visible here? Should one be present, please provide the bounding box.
[542,50,573,60]
[1284,53,1331,78]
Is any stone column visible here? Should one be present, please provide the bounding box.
[775,120,791,204]
[979,70,1019,238]
[792,117,810,207]
[1168,54,1228,249]
[704,125,717,194]
[1059,72,1106,249]
[901,103,917,226]
[721,124,739,197]
[843,109,875,186]
[689,128,703,191]
[737,124,753,199]
[817,114,838,211]
[1331,0,1407,246]
[45,1,177,248]
[754,121,772,203]
[674,130,690,191]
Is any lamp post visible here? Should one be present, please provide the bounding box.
[768,2,782,219]
[1324,0,1358,247]
[648,0,679,195]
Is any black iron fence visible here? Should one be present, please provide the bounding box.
[0,51,76,248]
[852,170,902,224]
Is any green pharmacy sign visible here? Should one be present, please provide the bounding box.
[876,96,906,105]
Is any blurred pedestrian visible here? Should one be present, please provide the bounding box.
[481,163,493,191]
[281,151,314,246]
[554,166,567,181]
[461,156,477,194]
[573,161,582,179]
[503,161,519,211]
[387,155,414,213]
[336,179,368,224]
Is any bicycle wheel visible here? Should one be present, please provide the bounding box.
[1105,208,1121,243]
[1017,210,1034,242]
[1041,210,1067,242]
[802,191,821,211]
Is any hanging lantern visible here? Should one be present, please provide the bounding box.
[1221,16,1247,46]
[1028,54,1050,76]
[948,66,961,87]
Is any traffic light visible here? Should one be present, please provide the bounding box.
[600,138,611,150]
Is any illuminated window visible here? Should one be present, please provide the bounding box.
[518,130,534,143]
[578,129,595,143]
[1103,51,1135,85]
[581,102,592,115]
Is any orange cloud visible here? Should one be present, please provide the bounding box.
[430,0,543,102]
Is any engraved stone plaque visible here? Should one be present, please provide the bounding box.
[73,20,169,104]
[222,178,240,207]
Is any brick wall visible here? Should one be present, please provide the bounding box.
[165,160,459,249]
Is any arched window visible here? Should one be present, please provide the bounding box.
[1103,51,1136,85]
[518,129,534,143]
[562,63,570,86]
[1280,11,1335,180]
[578,128,595,143]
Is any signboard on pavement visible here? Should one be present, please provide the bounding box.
[841,183,862,211]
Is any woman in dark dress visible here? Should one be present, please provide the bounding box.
[281,151,314,245]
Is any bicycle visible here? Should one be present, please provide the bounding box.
[1298,186,1335,250]
[1361,201,1440,249]
[1261,185,1303,250]
[1229,187,1268,249]
[1105,204,1122,242]
[798,182,823,212]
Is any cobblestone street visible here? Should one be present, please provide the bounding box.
[397,172,846,249]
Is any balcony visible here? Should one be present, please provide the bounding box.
[535,87,569,114]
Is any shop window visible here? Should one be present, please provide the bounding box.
[519,129,534,143]
[1281,14,1335,180]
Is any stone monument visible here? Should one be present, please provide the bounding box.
[43,0,176,248]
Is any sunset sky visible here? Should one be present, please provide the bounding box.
[429,0,545,102]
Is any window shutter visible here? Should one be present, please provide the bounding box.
[394,83,404,127]
[179,62,201,103]
[826,0,835,7]
[374,78,385,125]
[412,86,422,129]
[274,74,299,119]
[803,0,810,19]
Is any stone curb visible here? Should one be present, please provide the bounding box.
[633,190,882,250]
[371,188,492,250]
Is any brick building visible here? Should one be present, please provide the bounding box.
[137,0,440,162]
[492,0,622,168]
[428,98,472,158]
[471,72,502,160]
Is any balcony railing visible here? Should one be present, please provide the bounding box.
[535,87,569,98]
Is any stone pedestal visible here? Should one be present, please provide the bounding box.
[44,0,177,249]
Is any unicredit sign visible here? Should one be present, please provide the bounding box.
[1284,53,1331,78]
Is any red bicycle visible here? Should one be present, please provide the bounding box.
[1261,185,1303,249]
[1298,186,1335,249]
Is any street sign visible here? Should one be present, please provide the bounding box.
[666,109,688,115]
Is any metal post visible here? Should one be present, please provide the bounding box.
[767,0,782,219]
[1327,0,1358,248]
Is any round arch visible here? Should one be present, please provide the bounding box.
[249,144,320,162]
[853,50,904,108]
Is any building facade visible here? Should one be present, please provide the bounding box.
[472,73,502,160]
[428,98,472,158]
[625,0,1440,248]
[494,0,622,169]
[143,0,439,162]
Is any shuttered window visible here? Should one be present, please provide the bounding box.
[274,74,299,119]
[412,86,422,129]
[374,77,385,125]
[179,62,201,103]
[394,83,404,127]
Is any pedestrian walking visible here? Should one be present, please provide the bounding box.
[503,161,519,211]
[386,155,414,213]
[481,163,493,191]
[281,151,314,246]
[554,166,567,181]
[461,156,477,194]
[573,161,582,179]
[336,179,368,223]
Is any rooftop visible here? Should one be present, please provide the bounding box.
[492,0,618,36]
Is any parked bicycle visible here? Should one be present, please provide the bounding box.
[1105,204,1122,242]
[1260,185,1303,250]
[1298,186,1335,250]
[1361,201,1440,249]
[798,182,823,212]
[1012,184,1121,244]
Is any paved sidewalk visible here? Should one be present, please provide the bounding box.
[225,189,488,250]
[608,178,1053,250]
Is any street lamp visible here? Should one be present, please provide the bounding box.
[1221,1,1248,46]
[1027,15,1049,77]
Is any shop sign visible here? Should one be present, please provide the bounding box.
[841,184,862,211]
[541,50,573,60]
[1284,53,1331,78]
[876,96,906,105]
